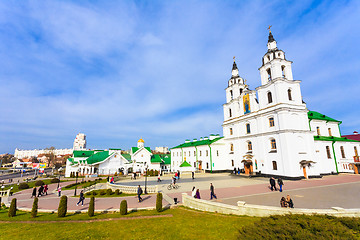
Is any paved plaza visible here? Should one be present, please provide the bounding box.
[6,173,360,211]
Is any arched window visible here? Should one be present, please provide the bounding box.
[317,127,320,135]
[267,69,272,81]
[247,141,252,151]
[230,90,233,100]
[194,151,196,156]
[206,150,208,156]
[230,128,233,135]
[282,66,286,78]
[272,161,277,170]
[230,144,234,152]
[267,55,270,61]
[267,92,273,103]
[199,151,202,156]
[288,89,292,101]
[326,146,331,159]
[270,139,277,150]
[229,108,232,118]
[240,88,243,95]
[340,146,346,158]
[355,146,358,156]
[269,117,275,127]
[246,123,251,134]
[328,128,332,136]
[231,160,234,166]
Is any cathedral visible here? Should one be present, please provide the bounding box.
[171,30,360,179]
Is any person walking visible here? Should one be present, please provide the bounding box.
[234,167,237,175]
[157,173,161,182]
[31,187,36,198]
[210,183,217,200]
[195,189,201,199]
[192,186,196,198]
[269,177,277,191]
[43,184,48,195]
[76,190,85,206]
[58,185,62,197]
[137,185,143,202]
[278,178,284,192]
[286,195,294,208]
[237,167,240,175]
[177,170,180,179]
[37,185,44,197]
[192,171,195,180]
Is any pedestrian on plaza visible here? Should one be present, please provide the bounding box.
[234,167,237,175]
[38,185,44,197]
[278,178,284,192]
[269,177,277,191]
[175,172,178,180]
[192,171,195,180]
[31,187,36,198]
[210,183,217,200]
[107,176,110,182]
[58,185,62,197]
[192,186,196,198]
[137,185,143,202]
[286,195,294,208]
[195,189,201,199]
[280,197,287,208]
[157,173,161,182]
[110,176,114,183]
[178,170,180,179]
[76,190,85,206]
[172,177,176,187]
[43,184,48,195]
[237,167,240,175]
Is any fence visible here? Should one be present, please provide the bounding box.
[182,193,360,217]
[107,182,158,194]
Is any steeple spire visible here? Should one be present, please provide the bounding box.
[231,56,239,77]
[267,25,275,43]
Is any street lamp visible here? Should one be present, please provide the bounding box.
[74,170,79,196]
[57,167,63,189]
[144,165,148,194]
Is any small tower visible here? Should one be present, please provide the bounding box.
[137,138,145,148]
[226,57,247,103]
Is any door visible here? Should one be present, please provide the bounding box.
[303,166,308,179]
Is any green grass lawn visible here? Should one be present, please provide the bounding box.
[3,179,68,193]
[64,179,107,190]
[0,206,359,239]
[77,189,138,198]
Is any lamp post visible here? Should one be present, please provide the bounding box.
[144,165,148,194]
[57,167,62,189]
[74,171,79,196]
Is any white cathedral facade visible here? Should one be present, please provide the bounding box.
[171,31,360,179]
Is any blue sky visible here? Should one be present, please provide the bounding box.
[1,0,359,154]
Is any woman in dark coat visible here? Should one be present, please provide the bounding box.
[280,197,287,208]
[31,187,36,198]
[278,178,284,192]
[195,189,201,199]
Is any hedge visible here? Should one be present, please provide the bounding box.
[51,178,60,183]
[156,192,162,212]
[35,180,45,186]
[88,196,95,217]
[8,198,16,217]
[58,196,67,217]
[18,182,29,190]
[31,197,38,218]
[120,200,127,215]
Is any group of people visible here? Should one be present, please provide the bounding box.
[31,184,48,198]
[233,167,243,175]
[280,195,294,208]
[191,183,217,200]
[269,177,284,192]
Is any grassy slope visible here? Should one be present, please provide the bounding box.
[0,208,257,240]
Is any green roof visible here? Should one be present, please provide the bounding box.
[308,111,341,123]
[151,154,163,163]
[68,157,78,165]
[121,153,131,161]
[73,150,94,158]
[314,136,359,142]
[171,137,223,149]
[86,151,111,164]
[162,154,171,165]
[179,161,192,167]
[131,147,152,154]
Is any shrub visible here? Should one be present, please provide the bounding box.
[115,189,120,195]
[106,189,113,195]
[92,191,98,196]
[57,196,67,217]
[85,192,91,196]
[31,197,38,218]
[88,196,95,217]
[156,192,162,212]
[8,198,16,217]
[35,180,44,186]
[18,183,29,190]
[51,178,60,183]
[99,190,106,195]
[120,200,127,215]
[114,172,118,176]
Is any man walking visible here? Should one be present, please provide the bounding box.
[269,177,277,191]
[76,190,85,206]
[278,178,284,192]
[137,185,143,202]
[31,187,36,198]
[192,171,195,180]
[210,183,217,200]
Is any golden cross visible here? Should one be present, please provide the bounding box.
[233,56,235,62]
[267,25,272,33]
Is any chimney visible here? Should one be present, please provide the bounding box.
[354,131,358,135]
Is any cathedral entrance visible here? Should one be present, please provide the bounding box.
[242,160,253,175]
[299,160,315,179]
[198,161,202,170]
[302,167,307,179]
